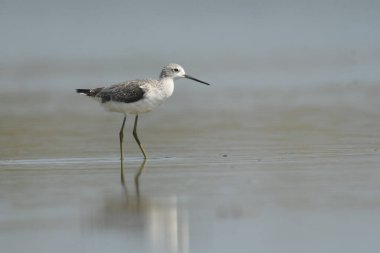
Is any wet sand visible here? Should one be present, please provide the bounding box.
[1,84,380,252]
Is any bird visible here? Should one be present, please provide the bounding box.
[76,63,210,181]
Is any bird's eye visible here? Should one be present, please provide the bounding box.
[174,68,179,72]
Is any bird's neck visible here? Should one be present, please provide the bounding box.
[159,77,175,98]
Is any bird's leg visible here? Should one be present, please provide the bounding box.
[119,115,127,182]
[133,115,147,159]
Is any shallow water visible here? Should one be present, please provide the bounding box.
[2,0,380,251]
[1,82,380,252]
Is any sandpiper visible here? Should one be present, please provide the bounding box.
[76,63,210,180]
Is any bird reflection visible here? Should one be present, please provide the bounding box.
[86,160,189,253]
[133,158,147,196]
[121,157,147,185]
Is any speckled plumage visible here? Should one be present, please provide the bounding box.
[77,64,192,115]
[76,63,210,176]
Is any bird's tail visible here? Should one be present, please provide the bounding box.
[76,88,103,97]
[76,89,91,95]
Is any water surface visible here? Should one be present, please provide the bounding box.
[1,82,380,252]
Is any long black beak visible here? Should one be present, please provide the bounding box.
[184,74,210,85]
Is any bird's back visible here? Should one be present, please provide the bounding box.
[96,80,148,104]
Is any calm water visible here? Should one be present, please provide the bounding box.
[1,80,380,252]
[1,0,380,252]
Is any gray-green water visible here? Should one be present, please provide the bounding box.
[1,83,380,253]
[2,0,380,252]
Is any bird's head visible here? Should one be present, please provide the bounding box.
[160,63,210,85]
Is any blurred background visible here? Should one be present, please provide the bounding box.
[1,0,379,91]
[1,1,380,253]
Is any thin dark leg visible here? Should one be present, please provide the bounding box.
[119,115,127,182]
[133,115,147,159]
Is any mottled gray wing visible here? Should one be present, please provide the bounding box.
[97,81,145,103]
